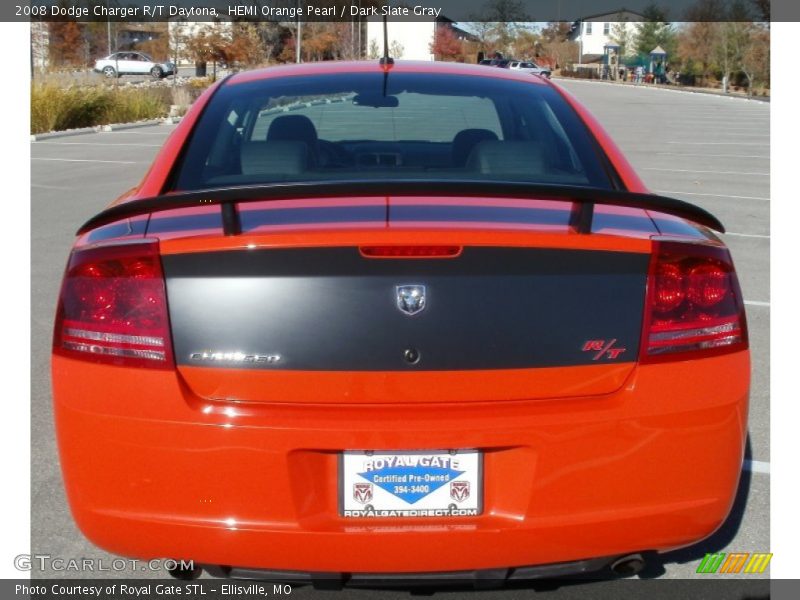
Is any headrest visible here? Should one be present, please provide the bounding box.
[452,129,499,167]
[466,141,546,175]
[266,114,318,146]
[240,141,308,176]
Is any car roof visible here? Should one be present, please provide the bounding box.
[227,60,550,87]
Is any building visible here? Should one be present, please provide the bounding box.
[569,9,644,64]
[365,17,474,62]
[30,21,49,71]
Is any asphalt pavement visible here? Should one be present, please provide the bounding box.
[30,78,770,594]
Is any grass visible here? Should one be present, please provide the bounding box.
[31,84,171,134]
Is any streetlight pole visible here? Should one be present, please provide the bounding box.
[295,0,301,63]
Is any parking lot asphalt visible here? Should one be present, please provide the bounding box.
[30,79,769,591]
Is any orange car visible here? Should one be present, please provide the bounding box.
[52,61,749,585]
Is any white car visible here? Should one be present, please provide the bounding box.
[94,52,175,79]
[508,61,552,78]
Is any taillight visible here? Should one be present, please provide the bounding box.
[53,241,174,369]
[640,240,748,363]
[360,245,462,258]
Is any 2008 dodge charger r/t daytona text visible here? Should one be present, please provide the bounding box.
[52,60,749,584]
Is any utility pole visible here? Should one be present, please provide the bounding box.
[295,0,301,63]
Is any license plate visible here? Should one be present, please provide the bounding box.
[340,450,482,518]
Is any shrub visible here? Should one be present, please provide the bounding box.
[31,84,171,134]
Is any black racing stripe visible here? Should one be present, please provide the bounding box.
[147,212,223,234]
[163,247,649,371]
[240,205,386,230]
[591,212,657,233]
[389,205,570,225]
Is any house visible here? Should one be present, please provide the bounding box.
[569,8,644,64]
[365,17,474,62]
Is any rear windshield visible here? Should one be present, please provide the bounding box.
[172,72,612,191]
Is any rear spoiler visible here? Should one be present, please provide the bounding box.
[77,180,724,236]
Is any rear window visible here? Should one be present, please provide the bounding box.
[173,72,612,191]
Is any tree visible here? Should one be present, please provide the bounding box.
[538,21,578,68]
[740,23,769,93]
[633,4,677,58]
[677,21,721,82]
[48,21,85,67]
[300,23,339,61]
[467,0,531,56]
[368,38,380,60]
[609,12,633,56]
[225,22,266,67]
[431,26,465,61]
[511,28,540,59]
[725,19,769,94]
[390,40,404,59]
[185,23,230,78]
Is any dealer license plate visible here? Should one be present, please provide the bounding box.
[340,450,482,518]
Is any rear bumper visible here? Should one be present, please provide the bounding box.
[52,351,749,574]
[202,555,620,585]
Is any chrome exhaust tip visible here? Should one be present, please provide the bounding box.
[610,554,646,576]
[167,562,203,580]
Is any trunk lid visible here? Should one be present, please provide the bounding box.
[161,223,651,403]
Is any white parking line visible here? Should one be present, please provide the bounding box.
[656,152,769,159]
[104,130,174,135]
[667,133,770,138]
[32,141,162,147]
[724,232,770,239]
[31,157,140,164]
[665,128,770,134]
[643,167,769,176]
[665,141,769,146]
[745,301,770,307]
[655,190,770,201]
[743,460,770,474]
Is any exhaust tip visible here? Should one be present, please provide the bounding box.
[167,562,203,580]
[610,554,646,577]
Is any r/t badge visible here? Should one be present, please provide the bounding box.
[583,339,627,360]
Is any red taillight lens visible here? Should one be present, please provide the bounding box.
[640,240,748,363]
[653,262,685,312]
[53,241,174,369]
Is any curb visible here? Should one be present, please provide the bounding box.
[30,126,99,141]
[99,119,165,132]
[31,117,181,141]
[553,77,770,103]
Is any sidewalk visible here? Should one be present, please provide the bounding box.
[552,76,770,103]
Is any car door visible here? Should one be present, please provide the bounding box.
[113,53,135,75]
[131,53,152,74]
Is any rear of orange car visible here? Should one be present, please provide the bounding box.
[51,62,749,584]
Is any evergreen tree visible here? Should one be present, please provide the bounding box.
[633,4,677,59]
